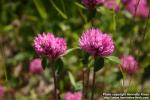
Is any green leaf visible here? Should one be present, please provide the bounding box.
[62,47,80,56]
[14,52,31,62]
[75,82,83,91]
[33,0,48,20]
[105,56,121,64]
[0,25,14,32]
[112,10,116,32]
[74,2,85,9]
[94,57,104,72]
[68,72,76,87]
[55,58,64,74]
[42,57,49,69]
[49,0,68,19]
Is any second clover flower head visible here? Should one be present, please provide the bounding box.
[103,0,120,12]
[0,85,4,97]
[120,55,138,75]
[64,92,82,100]
[122,0,150,17]
[34,32,67,59]
[79,28,114,57]
[82,0,119,11]
[29,58,43,74]
[82,0,104,9]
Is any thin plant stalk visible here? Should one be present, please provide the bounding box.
[82,68,85,100]
[0,44,8,83]
[142,10,150,40]
[51,60,58,100]
[119,65,126,92]
[78,8,87,23]
[128,76,132,90]
[122,79,125,92]
[123,76,126,92]
[89,11,95,100]
[91,67,96,100]
[130,0,141,47]
[136,5,150,60]
[88,11,97,99]
[60,0,66,13]
[85,68,90,99]
[112,10,116,33]
[49,0,68,19]
[136,10,150,60]
[133,0,141,18]
[4,65,8,82]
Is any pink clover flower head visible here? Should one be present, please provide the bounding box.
[79,28,114,57]
[29,58,43,74]
[120,55,138,75]
[82,0,104,9]
[103,0,120,11]
[0,85,4,97]
[64,92,82,100]
[34,32,67,59]
[122,0,150,17]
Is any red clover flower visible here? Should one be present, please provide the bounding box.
[64,92,82,100]
[120,55,138,75]
[29,58,43,74]
[122,0,150,17]
[82,0,119,11]
[79,28,114,57]
[34,32,67,59]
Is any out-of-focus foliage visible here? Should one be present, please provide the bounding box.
[0,0,150,99]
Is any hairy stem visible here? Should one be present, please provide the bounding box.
[91,67,96,100]
[119,65,126,92]
[51,60,58,100]
[130,0,141,49]
[128,76,132,90]
[133,0,141,18]
[82,68,85,100]
[0,43,8,83]
[142,10,150,40]
[85,68,90,99]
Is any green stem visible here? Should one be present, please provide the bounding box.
[130,0,141,49]
[122,79,125,92]
[133,0,141,18]
[128,76,132,90]
[85,68,90,99]
[60,0,66,13]
[88,9,96,27]
[82,68,86,100]
[91,66,96,100]
[4,65,8,82]
[51,60,58,100]
[119,65,126,92]
[142,10,150,40]
[49,0,68,19]
[112,10,116,33]
[0,44,8,83]
[78,8,87,24]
